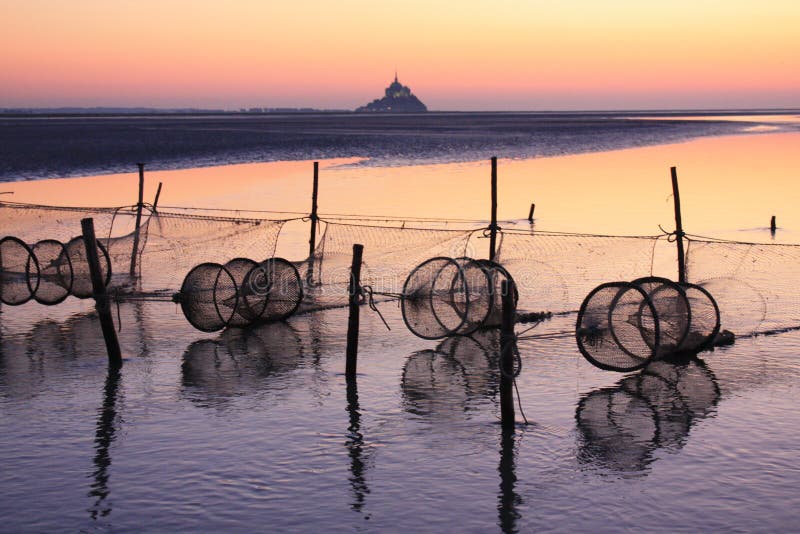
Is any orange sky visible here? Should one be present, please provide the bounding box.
[1,0,799,110]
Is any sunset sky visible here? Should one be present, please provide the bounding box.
[1,0,798,111]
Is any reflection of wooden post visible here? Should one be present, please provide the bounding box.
[129,163,146,276]
[490,157,498,261]
[82,218,122,367]
[346,244,364,378]
[307,162,320,283]
[670,167,687,284]
[500,280,515,429]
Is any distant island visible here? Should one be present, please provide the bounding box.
[356,74,427,113]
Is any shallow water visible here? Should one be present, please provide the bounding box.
[1,299,798,532]
[2,120,800,531]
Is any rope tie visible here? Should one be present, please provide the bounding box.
[361,285,391,331]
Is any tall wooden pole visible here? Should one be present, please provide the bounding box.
[670,167,687,284]
[129,163,146,277]
[500,279,516,429]
[307,162,320,283]
[490,156,498,262]
[82,218,122,367]
[346,244,364,378]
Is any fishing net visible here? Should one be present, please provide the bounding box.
[253,258,303,322]
[496,230,676,314]
[476,259,518,327]
[576,282,659,372]
[402,257,467,339]
[686,238,800,335]
[65,236,111,299]
[303,221,475,311]
[0,236,39,305]
[0,202,286,297]
[178,262,238,333]
[678,282,720,352]
[31,239,72,305]
[631,276,690,356]
[223,258,260,327]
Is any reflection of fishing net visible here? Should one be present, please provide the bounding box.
[176,257,303,332]
[576,282,659,372]
[31,239,73,305]
[401,257,513,340]
[65,236,111,299]
[576,358,719,473]
[577,278,721,372]
[0,236,39,305]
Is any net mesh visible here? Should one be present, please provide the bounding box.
[31,239,72,305]
[686,238,800,336]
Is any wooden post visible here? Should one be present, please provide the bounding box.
[307,162,320,283]
[82,218,122,367]
[152,182,163,212]
[770,215,777,233]
[129,163,146,277]
[489,156,498,262]
[346,244,364,378]
[527,203,535,222]
[499,279,516,429]
[670,167,687,284]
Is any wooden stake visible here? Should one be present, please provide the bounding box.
[129,163,146,277]
[490,156,498,262]
[770,215,777,233]
[307,162,320,283]
[152,182,163,212]
[346,243,364,378]
[81,218,122,367]
[670,167,687,284]
[500,279,516,429]
[527,203,535,222]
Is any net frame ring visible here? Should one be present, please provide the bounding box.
[451,256,492,336]
[576,281,660,372]
[401,256,466,340]
[179,262,239,333]
[31,239,73,305]
[678,281,721,353]
[0,236,40,305]
[253,257,304,322]
[223,257,261,327]
[64,235,112,299]
[631,276,691,356]
[474,258,519,319]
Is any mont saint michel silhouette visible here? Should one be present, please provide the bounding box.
[356,73,428,113]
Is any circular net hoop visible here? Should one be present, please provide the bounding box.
[64,236,111,299]
[179,262,238,333]
[475,259,518,328]
[576,282,659,372]
[223,258,260,327]
[451,257,491,335]
[631,276,690,356]
[678,282,721,353]
[402,257,467,340]
[0,236,39,305]
[249,257,303,322]
[31,239,73,305]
